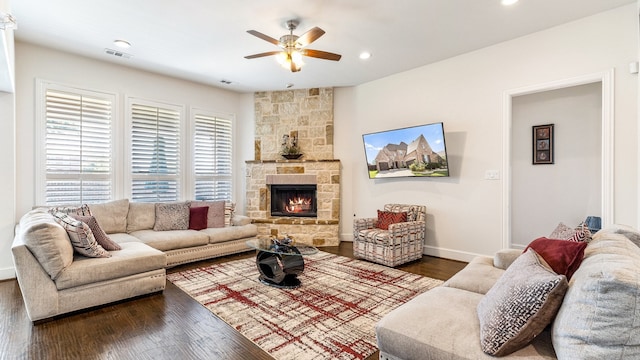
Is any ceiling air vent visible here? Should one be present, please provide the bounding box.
[104,48,132,59]
[220,80,232,85]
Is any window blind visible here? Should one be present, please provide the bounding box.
[130,103,181,202]
[193,113,232,201]
[44,89,113,205]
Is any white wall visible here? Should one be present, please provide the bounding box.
[0,0,15,279]
[511,83,602,247]
[335,4,638,261]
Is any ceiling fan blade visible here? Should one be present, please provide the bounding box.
[296,27,325,47]
[244,51,282,59]
[290,60,301,73]
[246,30,281,46]
[302,49,342,61]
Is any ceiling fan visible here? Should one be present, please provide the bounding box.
[244,20,342,72]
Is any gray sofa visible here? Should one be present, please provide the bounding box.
[376,224,640,359]
[12,199,258,322]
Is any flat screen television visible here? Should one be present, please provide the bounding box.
[362,122,449,179]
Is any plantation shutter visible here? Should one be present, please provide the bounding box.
[44,89,113,205]
[193,113,232,201]
[130,103,181,202]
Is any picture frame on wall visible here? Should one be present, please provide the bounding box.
[532,124,554,165]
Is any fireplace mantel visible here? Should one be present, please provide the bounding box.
[245,159,340,164]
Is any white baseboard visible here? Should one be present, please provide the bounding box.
[0,266,15,281]
[422,245,484,263]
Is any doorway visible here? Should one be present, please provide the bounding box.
[503,71,614,248]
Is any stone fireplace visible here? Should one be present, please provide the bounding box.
[245,88,340,246]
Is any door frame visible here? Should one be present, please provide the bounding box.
[502,70,614,248]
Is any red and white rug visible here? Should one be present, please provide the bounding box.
[167,252,442,360]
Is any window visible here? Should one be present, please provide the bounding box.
[129,100,183,202]
[38,83,114,205]
[192,111,233,201]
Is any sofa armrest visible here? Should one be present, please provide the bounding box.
[493,249,523,270]
[232,214,252,226]
[387,221,426,244]
[353,218,376,234]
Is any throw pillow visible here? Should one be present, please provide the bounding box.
[153,202,190,231]
[225,201,235,227]
[52,212,111,258]
[189,206,209,230]
[477,249,568,356]
[549,222,576,240]
[524,237,588,280]
[47,204,92,216]
[71,215,122,251]
[549,222,592,242]
[190,200,225,228]
[376,210,407,230]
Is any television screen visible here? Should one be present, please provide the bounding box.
[362,122,449,179]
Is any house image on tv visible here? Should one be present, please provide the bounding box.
[372,134,444,171]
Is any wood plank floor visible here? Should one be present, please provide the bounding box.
[0,242,467,360]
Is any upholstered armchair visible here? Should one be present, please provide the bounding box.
[353,204,426,267]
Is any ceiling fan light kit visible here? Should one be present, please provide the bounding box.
[245,19,342,72]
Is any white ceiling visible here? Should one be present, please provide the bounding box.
[11,0,635,93]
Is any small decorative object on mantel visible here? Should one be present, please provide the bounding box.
[281,131,302,159]
[532,124,554,165]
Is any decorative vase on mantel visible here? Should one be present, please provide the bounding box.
[282,153,303,160]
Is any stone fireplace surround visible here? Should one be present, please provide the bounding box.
[245,160,340,246]
[247,88,340,246]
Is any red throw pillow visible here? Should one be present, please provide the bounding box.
[376,210,407,230]
[523,237,588,280]
[189,206,209,230]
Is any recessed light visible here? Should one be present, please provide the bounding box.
[501,0,519,5]
[113,39,131,49]
[359,52,372,60]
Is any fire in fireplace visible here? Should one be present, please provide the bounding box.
[270,185,317,217]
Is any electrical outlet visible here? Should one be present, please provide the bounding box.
[485,170,500,180]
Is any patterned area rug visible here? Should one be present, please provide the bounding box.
[167,252,442,360]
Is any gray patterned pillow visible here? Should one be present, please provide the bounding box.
[153,202,189,231]
[53,212,111,258]
[477,249,568,356]
[72,215,122,251]
[47,204,92,216]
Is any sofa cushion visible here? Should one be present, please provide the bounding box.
[54,242,167,290]
[376,286,557,360]
[126,202,156,232]
[552,230,640,359]
[90,199,130,234]
[200,223,259,244]
[72,215,122,251]
[190,200,225,228]
[129,229,209,251]
[19,208,74,280]
[52,212,111,258]
[153,202,190,231]
[188,206,209,230]
[524,237,587,280]
[443,256,505,295]
[377,210,407,230]
[477,249,568,356]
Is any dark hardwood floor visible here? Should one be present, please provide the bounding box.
[0,242,467,360]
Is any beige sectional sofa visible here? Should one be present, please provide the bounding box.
[376,225,640,359]
[12,199,258,322]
